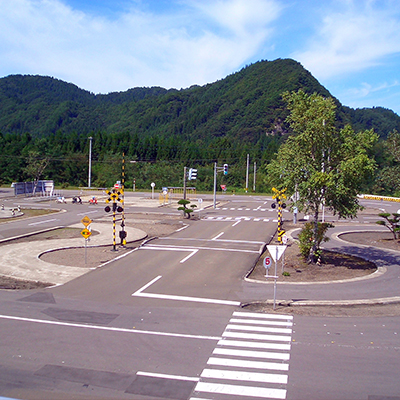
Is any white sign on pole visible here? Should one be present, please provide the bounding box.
[267,245,287,262]
[263,257,271,269]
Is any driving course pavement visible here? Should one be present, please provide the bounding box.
[0,192,399,399]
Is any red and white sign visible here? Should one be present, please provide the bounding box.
[263,256,271,269]
[220,184,226,191]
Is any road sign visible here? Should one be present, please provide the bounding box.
[267,245,287,262]
[81,228,92,239]
[81,216,92,227]
[263,257,271,269]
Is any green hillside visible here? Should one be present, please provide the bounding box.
[1,58,400,192]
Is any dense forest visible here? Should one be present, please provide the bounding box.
[1,58,400,194]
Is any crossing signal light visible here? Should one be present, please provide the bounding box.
[223,164,228,175]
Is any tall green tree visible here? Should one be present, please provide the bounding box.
[267,90,378,262]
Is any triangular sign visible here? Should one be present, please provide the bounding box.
[267,245,287,262]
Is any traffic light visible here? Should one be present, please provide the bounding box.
[223,164,228,175]
[188,168,197,180]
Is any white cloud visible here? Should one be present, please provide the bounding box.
[0,0,281,93]
[348,81,400,99]
[292,0,400,80]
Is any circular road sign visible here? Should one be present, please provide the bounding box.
[263,256,271,269]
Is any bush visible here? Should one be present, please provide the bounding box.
[298,222,333,261]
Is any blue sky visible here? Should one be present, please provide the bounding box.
[1,0,400,114]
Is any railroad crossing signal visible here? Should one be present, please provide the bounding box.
[272,187,287,244]
[106,188,122,203]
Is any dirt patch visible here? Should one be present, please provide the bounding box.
[0,208,58,222]
[248,223,377,283]
[340,230,400,251]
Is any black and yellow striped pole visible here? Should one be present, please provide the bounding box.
[105,189,122,251]
[272,187,287,244]
[120,152,126,246]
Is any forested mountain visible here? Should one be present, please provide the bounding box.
[2,59,399,140]
[1,58,400,192]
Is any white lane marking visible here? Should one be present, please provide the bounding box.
[133,291,240,306]
[232,220,241,227]
[213,347,290,361]
[217,339,291,351]
[132,276,240,306]
[208,357,289,371]
[201,369,288,385]
[233,311,293,320]
[176,224,189,232]
[159,237,264,245]
[230,318,293,327]
[137,371,199,382]
[0,314,220,341]
[223,331,292,342]
[227,324,292,335]
[211,232,224,240]
[134,275,162,293]
[189,382,282,399]
[77,211,98,215]
[28,218,57,226]
[180,250,198,263]
[141,244,259,254]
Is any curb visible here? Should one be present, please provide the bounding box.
[243,296,400,308]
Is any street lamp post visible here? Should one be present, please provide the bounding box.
[88,137,92,188]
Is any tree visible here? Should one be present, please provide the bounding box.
[177,199,197,218]
[376,213,400,240]
[22,150,50,192]
[267,90,378,263]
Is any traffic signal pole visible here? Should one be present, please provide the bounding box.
[213,162,217,208]
[213,162,228,208]
[183,166,187,200]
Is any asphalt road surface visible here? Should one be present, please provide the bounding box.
[0,191,399,399]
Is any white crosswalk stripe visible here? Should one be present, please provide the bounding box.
[204,216,271,222]
[191,311,293,400]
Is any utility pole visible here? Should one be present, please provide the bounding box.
[245,153,249,193]
[183,166,187,200]
[213,162,217,208]
[253,161,256,192]
[88,136,92,188]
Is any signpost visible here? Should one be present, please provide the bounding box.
[81,216,93,265]
[266,244,287,310]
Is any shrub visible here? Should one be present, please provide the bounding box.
[298,222,333,261]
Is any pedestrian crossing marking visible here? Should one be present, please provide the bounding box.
[204,216,271,222]
[201,369,288,384]
[191,311,293,400]
[195,381,287,399]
